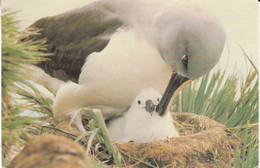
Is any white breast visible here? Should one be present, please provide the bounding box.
[78,30,172,108]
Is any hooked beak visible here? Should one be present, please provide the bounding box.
[156,72,191,117]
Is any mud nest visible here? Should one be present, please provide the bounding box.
[116,113,238,167]
[27,113,238,168]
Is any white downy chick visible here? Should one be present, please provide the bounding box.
[107,88,179,143]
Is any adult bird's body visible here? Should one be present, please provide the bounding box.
[26,0,226,122]
[54,30,172,119]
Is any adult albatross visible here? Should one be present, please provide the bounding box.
[25,0,226,128]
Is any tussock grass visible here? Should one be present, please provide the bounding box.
[2,11,48,166]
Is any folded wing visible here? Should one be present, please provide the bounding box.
[22,1,123,82]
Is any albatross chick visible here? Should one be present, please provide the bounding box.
[107,88,179,143]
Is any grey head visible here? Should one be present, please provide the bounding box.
[155,3,226,115]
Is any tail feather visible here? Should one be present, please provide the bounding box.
[53,81,87,119]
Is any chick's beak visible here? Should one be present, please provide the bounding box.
[156,72,191,117]
[145,99,155,116]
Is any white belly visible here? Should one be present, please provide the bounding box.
[79,30,172,108]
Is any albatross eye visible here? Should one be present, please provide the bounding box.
[137,100,141,105]
[157,98,160,102]
[182,55,188,69]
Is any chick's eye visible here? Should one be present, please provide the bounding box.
[157,98,160,102]
[137,100,141,105]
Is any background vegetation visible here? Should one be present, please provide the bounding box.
[2,11,49,166]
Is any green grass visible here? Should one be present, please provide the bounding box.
[2,11,49,166]
[88,109,122,167]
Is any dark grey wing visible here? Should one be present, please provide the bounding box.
[23,1,123,82]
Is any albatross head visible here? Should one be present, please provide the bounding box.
[155,4,226,116]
